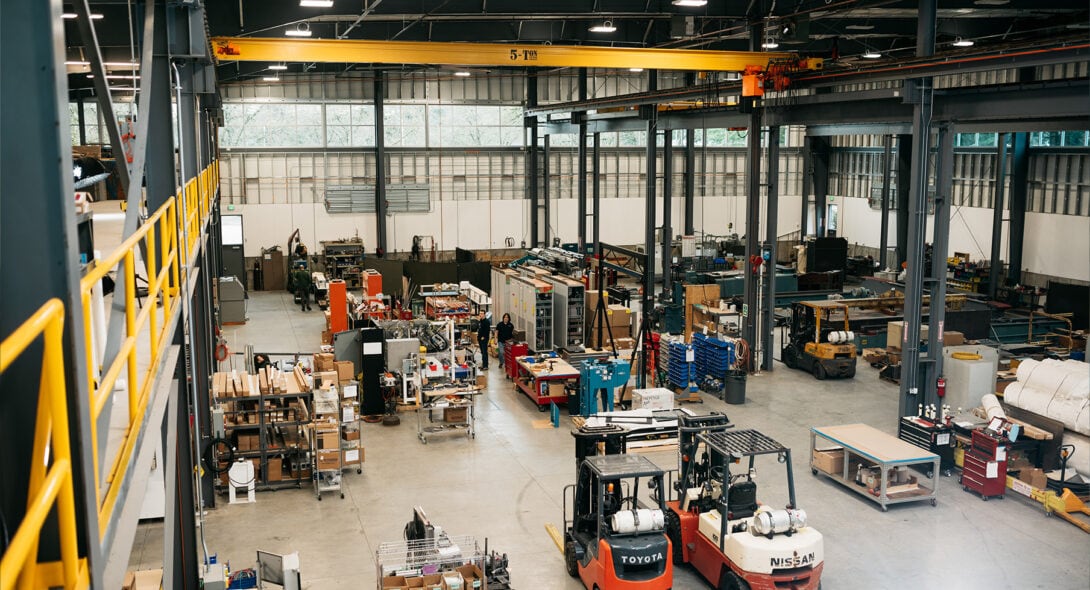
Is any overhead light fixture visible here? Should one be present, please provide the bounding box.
[285,22,312,37]
[845,24,874,31]
[761,37,779,49]
[269,64,289,70]
[589,20,616,33]
[454,71,471,77]
[62,13,104,19]
[862,50,882,59]
[952,36,974,47]
[672,0,708,6]
[262,76,281,82]
[87,74,141,79]
[629,68,644,72]
[300,0,334,6]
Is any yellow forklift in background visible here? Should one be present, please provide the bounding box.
[782,301,857,379]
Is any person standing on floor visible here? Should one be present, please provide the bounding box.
[495,312,514,371]
[292,264,312,311]
[477,310,491,370]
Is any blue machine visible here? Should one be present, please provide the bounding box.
[576,359,631,416]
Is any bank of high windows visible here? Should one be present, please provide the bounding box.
[956,131,1089,148]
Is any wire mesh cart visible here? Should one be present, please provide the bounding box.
[311,419,343,500]
[417,385,481,444]
[375,535,484,589]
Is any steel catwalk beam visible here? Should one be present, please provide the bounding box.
[526,71,539,248]
[895,135,913,267]
[374,72,388,253]
[212,36,801,71]
[879,135,893,270]
[923,125,954,412]
[989,134,1009,299]
[684,127,696,235]
[763,126,780,372]
[662,131,673,299]
[577,68,588,257]
[641,105,658,388]
[899,0,937,419]
[1007,132,1030,286]
[742,110,762,371]
[1,0,101,585]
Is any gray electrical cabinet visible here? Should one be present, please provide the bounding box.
[545,275,585,350]
[218,276,247,324]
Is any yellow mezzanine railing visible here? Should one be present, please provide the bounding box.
[79,160,219,538]
[0,300,87,590]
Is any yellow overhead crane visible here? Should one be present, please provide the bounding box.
[211,36,822,93]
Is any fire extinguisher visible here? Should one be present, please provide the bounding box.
[936,377,946,398]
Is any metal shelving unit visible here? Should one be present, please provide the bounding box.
[375,535,484,586]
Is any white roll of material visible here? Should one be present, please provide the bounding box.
[981,394,1006,420]
[611,509,665,534]
[1061,431,1090,480]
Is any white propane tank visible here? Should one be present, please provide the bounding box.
[750,508,807,537]
[610,509,665,533]
[827,331,855,344]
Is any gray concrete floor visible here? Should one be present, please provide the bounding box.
[128,291,1090,589]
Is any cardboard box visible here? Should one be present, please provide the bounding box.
[422,574,444,590]
[238,434,259,451]
[1019,467,1048,490]
[335,360,355,383]
[406,578,425,589]
[607,304,632,328]
[441,572,464,590]
[631,388,674,411]
[342,429,360,441]
[267,458,283,482]
[476,374,488,388]
[131,569,163,590]
[887,321,928,349]
[317,430,340,450]
[382,575,409,589]
[314,353,335,372]
[314,371,339,389]
[456,564,484,590]
[122,571,136,590]
[316,449,340,471]
[812,448,845,475]
[943,331,966,346]
[343,448,363,464]
[444,406,468,423]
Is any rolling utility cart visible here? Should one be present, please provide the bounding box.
[311,419,343,500]
[961,420,1010,500]
[898,415,955,477]
[811,423,940,511]
[417,385,481,444]
[514,354,580,411]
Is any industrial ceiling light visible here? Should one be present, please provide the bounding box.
[952,36,974,47]
[862,49,882,59]
[269,63,289,70]
[62,13,104,19]
[629,68,644,72]
[300,0,334,6]
[454,71,471,77]
[589,20,617,33]
[672,0,708,7]
[262,76,281,82]
[761,36,779,49]
[845,24,874,31]
[285,22,312,37]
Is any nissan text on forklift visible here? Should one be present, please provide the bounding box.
[664,413,824,590]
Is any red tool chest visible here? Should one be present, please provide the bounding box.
[961,428,1007,500]
[505,342,529,379]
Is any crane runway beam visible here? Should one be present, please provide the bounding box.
[211,36,819,72]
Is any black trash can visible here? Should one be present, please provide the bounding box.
[724,369,747,404]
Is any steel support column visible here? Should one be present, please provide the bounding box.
[895,135,913,266]
[922,125,954,411]
[742,111,762,369]
[1,0,100,584]
[543,134,551,247]
[811,137,830,237]
[577,68,588,256]
[592,133,601,250]
[641,105,658,388]
[662,131,673,298]
[684,127,696,235]
[374,72,388,253]
[1007,132,1030,286]
[800,136,811,238]
[763,126,780,371]
[77,93,87,145]
[527,71,539,247]
[163,348,199,590]
[879,135,893,270]
[899,0,937,419]
[988,134,1009,299]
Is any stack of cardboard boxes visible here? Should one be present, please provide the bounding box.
[886,321,965,365]
[381,564,484,590]
[311,353,365,473]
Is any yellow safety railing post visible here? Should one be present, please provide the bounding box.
[147,226,159,363]
[123,252,138,423]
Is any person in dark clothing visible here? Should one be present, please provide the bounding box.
[495,313,514,370]
[254,354,272,371]
[477,311,491,370]
[292,266,312,311]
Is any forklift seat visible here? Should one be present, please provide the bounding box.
[727,480,758,520]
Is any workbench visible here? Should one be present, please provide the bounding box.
[513,355,580,411]
[811,423,940,511]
